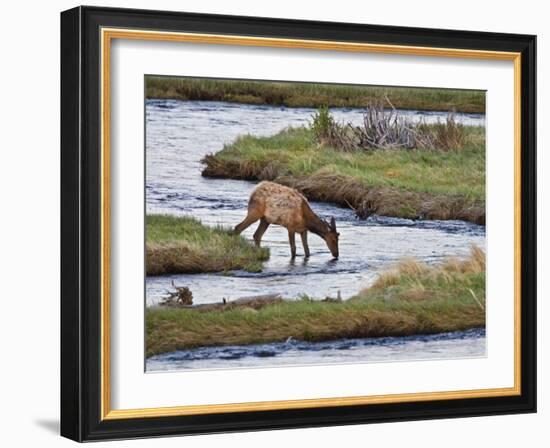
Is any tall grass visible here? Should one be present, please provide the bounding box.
[146,247,485,356]
[146,215,269,275]
[422,115,466,151]
[145,76,486,113]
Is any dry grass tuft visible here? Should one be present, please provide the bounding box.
[425,115,466,152]
[368,245,485,296]
[443,245,486,273]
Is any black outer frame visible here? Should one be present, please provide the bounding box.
[60,5,536,442]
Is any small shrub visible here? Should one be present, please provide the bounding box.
[311,106,336,143]
[311,106,362,151]
[310,99,467,152]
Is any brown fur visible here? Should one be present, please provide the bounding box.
[235,181,339,258]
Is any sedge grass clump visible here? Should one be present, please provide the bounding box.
[434,115,466,151]
[416,114,466,152]
[146,215,269,275]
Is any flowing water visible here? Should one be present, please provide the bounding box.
[147,328,486,371]
[145,99,486,371]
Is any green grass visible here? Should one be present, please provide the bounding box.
[146,215,269,275]
[209,126,485,198]
[146,76,486,113]
[146,247,485,357]
[202,126,486,223]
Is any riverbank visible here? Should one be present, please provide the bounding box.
[146,76,486,113]
[202,126,486,224]
[146,215,269,275]
[146,247,485,357]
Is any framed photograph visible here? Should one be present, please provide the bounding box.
[60,6,536,441]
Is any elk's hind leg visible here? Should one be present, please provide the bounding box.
[234,213,260,235]
[253,218,269,246]
[234,197,263,235]
[300,231,310,258]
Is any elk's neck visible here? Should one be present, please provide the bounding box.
[304,204,330,237]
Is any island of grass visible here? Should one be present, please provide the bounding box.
[202,123,486,224]
[146,215,269,276]
[146,247,485,357]
[146,76,485,113]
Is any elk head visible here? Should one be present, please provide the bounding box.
[324,217,340,258]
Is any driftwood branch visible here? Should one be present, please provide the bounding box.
[159,290,283,312]
[311,97,464,152]
[160,281,194,307]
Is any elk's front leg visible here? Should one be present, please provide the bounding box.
[300,231,310,258]
[253,218,269,246]
[288,230,297,258]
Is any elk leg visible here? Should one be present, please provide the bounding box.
[234,213,260,235]
[288,230,297,258]
[253,218,270,246]
[300,231,310,258]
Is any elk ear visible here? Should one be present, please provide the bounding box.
[330,217,337,231]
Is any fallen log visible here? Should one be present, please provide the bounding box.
[157,293,284,312]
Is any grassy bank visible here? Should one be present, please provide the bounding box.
[146,247,485,357]
[202,126,486,223]
[146,215,269,275]
[146,76,485,113]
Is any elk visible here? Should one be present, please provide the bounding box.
[234,181,339,258]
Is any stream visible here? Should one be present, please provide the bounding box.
[145,99,486,371]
